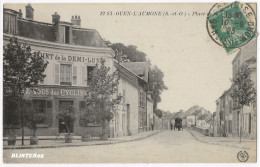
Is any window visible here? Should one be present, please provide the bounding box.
[87,66,95,84]
[72,66,77,85]
[33,100,46,113]
[60,64,72,85]
[65,26,70,44]
[33,100,46,124]
[47,101,52,108]
[80,66,95,86]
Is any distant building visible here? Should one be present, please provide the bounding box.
[187,115,196,127]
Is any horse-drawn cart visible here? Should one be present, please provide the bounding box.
[174,117,183,131]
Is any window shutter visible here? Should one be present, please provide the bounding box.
[72,66,77,86]
[81,66,87,86]
[54,64,60,85]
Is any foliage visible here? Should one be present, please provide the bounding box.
[148,66,168,110]
[25,101,46,137]
[106,42,147,62]
[230,63,256,109]
[3,37,48,98]
[79,103,96,127]
[56,104,77,135]
[85,59,121,131]
[107,41,167,112]
[3,36,48,144]
[154,109,163,118]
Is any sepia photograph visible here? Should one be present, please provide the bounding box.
[1,1,257,164]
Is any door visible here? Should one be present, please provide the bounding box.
[58,100,74,133]
[127,104,130,135]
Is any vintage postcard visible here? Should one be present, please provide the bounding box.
[2,2,257,164]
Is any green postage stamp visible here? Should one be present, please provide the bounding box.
[207,2,256,53]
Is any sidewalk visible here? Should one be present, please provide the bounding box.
[3,130,162,150]
[188,129,256,150]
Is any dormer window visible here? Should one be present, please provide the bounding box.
[65,26,70,44]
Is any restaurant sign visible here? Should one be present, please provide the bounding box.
[38,52,102,64]
[25,87,89,97]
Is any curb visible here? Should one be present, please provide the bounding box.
[3,131,163,150]
[187,129,251,150]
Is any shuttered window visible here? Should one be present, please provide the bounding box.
[72,66,77,86]
[60,64,72,86]
[81,66,87,86]
[54,64,60,85]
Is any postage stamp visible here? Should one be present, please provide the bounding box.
[207,2,257,53]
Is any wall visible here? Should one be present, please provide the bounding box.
[147,99,153,131]
[112,74,139,137]
[187,115,196,127]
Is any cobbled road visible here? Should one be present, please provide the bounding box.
[3,130,256,163]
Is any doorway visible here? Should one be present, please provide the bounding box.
[58,100,74,133]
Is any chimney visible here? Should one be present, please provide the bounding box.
[71,15,81,27]
[52,12,60,24]
[25,4,34,20]
[18,9,23,18]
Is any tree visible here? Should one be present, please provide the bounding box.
[25,100,46,137]
[107,41,167,114]
[230,63,256,142]
[3,36,48,145]
[56,104,77,135]
[85,59,122,138]
[148,66,168,112]
[154,109,163,118]
[107,42,147,62]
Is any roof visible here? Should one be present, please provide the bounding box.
[4,7,107,48]
[18,19,56,42]
[198,114,210,120]
[205,114,212,122]
[114,61,140,87]
[72,29,106,47]
[121,62,149,82]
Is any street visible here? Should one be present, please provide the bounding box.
[3,130,256,163]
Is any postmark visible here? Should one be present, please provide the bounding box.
[206,2,256,53]
[237,150,249,162]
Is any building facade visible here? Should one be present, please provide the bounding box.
[3,5,115,136]
[231,39,257,140]
[111,62,140,137]
[146,92,154,131]
[214,39,257,140]
[121,62,149,132]
[3,4,154,138]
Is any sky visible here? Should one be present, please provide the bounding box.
[4,3,239,113]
